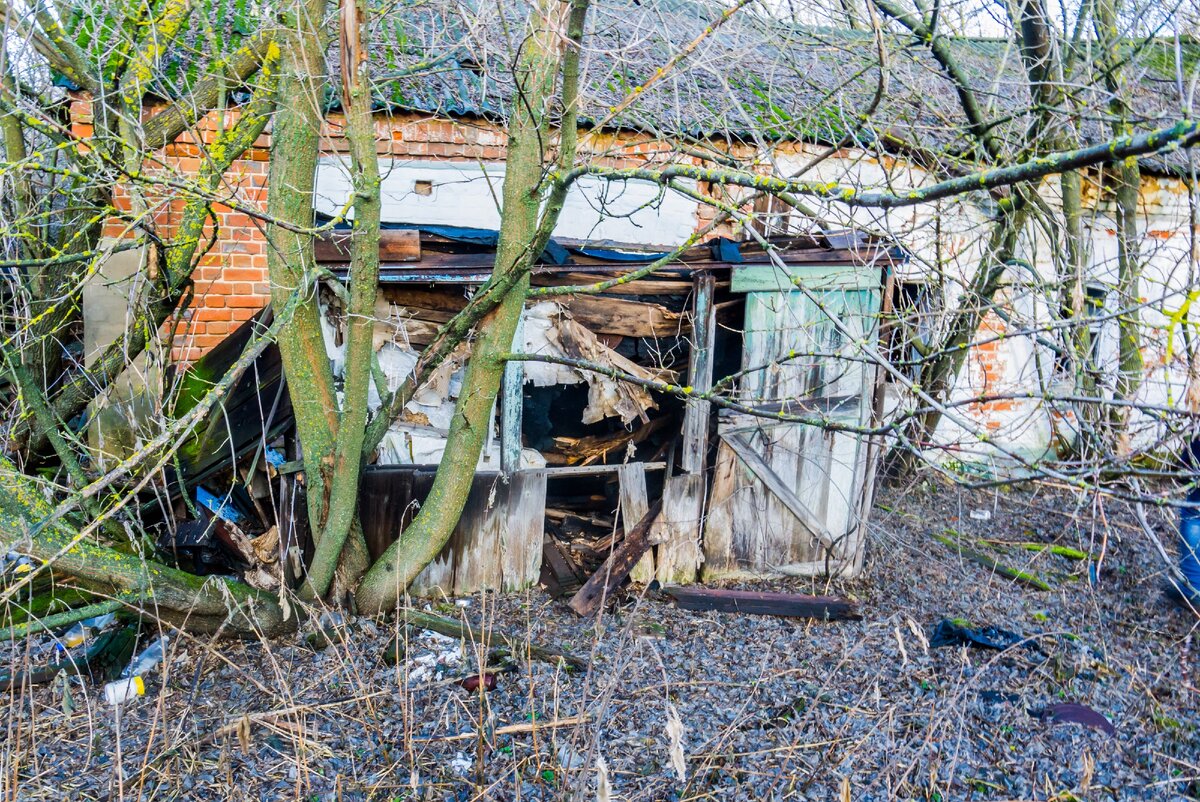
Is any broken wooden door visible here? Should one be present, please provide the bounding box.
[704,261,882,579]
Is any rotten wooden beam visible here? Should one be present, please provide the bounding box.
[663,587,862,620]
[315,228,420,263]
[568,498,664,617]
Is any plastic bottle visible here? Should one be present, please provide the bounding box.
[103,676,145,705]
[121,636,168,679]
[62,623,88,648]
[60,613,117,649]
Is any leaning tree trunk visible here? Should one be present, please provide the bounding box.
[0,457,289,636]
[355,0,585,614]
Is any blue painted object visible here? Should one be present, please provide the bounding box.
[1181,489,1200,603]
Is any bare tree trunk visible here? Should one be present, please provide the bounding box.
[1093,0,1143,411]
[1012,0,1102,455]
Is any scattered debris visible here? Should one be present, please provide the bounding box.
[663,587,862,620]
[397,608,586,671]
[62,612,116,648]
[0,625,136,692]
[458,673,497,693]
[103,676,145,705]
[1031,703,1117,737]
[666,702,688,781]
[929,619,1028,651]
[122,636,168,679]
[969,509,992,521]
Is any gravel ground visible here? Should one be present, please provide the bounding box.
[3,481,1199,801]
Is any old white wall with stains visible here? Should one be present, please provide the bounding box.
[769,146,1198,468]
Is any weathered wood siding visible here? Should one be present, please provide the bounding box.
[703,264,881,579]
[358,467,545,596]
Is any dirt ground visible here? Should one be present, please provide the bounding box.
[3,480,1199,801]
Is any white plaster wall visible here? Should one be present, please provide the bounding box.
[314,158,701,246]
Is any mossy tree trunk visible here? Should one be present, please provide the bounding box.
[355,0,590,614]
[264,0,371,599]
[300,0,380,601]
[0,457,289,636]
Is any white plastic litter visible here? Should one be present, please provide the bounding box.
[122,636,168,678]
[969,509,992,521]
[104,676,145,705]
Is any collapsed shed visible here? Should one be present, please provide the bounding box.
[160,221,900,596]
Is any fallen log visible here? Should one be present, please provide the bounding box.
[663,587,862,620]
[568,498,664,617]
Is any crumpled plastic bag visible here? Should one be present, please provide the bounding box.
[929,618,1026,651]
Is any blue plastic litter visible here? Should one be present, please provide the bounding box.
[1180,488,1200,603]
[195,487,247,527]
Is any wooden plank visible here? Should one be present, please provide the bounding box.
[499,470,546,592]
[500,316,524,475]
[654,472,705,585]
[663,587,861,620]
[541,461,666,477]
[618,463,650,529]
[378,285,470,314]
[568,498,663,617]
[451,475,505,596]
[681,273,715,473]
[533,273,697,295]
[561,295,687,338]
[699,441,740,581]
[620,463,656,584]
[731,263,880,293]
[315,228,420,263]
[722,431,839,559]
[542,535,582,593]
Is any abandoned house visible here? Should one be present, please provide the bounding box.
[73,1,1200,593]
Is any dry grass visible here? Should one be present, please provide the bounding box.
[2,481,1198,801]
